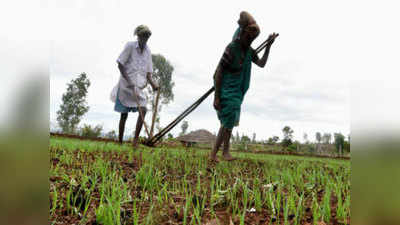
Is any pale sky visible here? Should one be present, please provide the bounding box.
[48,0,352,141]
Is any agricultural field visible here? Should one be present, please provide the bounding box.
[49,136,350,225]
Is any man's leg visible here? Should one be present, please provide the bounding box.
[209,126,224,162]
[222,127,236,161]
[119,113,128,144]
[133,107,147,148]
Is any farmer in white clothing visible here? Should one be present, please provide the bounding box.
[110,25,159,148]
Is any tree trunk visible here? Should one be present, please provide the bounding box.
[150,90,161,138]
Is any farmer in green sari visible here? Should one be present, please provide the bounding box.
[210,11,278,161]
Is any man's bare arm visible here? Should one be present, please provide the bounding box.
[118,62,135,87]
[146,72,159,91]
[213,64,223,110]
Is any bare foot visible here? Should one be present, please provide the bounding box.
[209,154,220,163]
[222,153,237,161]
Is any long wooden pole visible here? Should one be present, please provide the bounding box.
[150,89,161,138]
[145,36,277,146]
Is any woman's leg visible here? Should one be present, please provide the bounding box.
[119,113,128,144]
[133,107,147,148]
[210,126,224,161]
[222,127,236,161]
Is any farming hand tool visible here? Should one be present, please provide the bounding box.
[150,89,161,138]
[144,34,279,146]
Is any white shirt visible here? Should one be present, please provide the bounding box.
[110,41,153,107]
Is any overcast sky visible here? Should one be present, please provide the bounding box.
[49,0,352,141]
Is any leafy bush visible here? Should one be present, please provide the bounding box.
[305,144,316,154]
[104,130,117,140]
[282,138,293,148]
[267,136,279,145]
[237,142,248,151]
[79,124,103,138]
[343,141,350,152]
[287,143,297,152]
[334,133,345,155]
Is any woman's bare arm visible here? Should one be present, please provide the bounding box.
[253,33,278,68]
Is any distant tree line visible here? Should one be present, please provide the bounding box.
[229,125,350,156]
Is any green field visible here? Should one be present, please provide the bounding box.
[49,137,350,225]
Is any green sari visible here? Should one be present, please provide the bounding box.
[216,40,253,129]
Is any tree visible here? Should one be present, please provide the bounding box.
[315,132,322,153]
[282,126,294,147]
[236,131,240,144]
[167,133,173,139]
[105,130,117,140]
[56,73,91,134]
[79,124,103,138]
[303,133,309,144]
[241,135,251,143]
[180,120,189,136]
[327,133,332,144]
[231,133,236,143]
[252,133,256,143]
[148,54,175,137]
[316,132,322,143]
[267,136,279,145]
[322,133,332,144]
[240,134,251,151]
[334,133,345,155]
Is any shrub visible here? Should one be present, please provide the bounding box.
[287,144,297,152]
[282,138,293,148]
[237,142,248,151]
[104,130,117,140]
[343,141,350,152]
[80,124,103,138]
[305,144,316,154]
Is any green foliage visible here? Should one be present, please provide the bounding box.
[305,144,316,154]
[303,133,309,144]
[267,136,279,145]
[343,140,350,152]
[180,120,189,136]
[149,54,175,105]
[334,133,345,155]
[282,126,294,147]
[282,138,292,148]
[316,132,322,143]
[80,124,103,138]
[322,133,332,144]
[105,130,117,140]
[287,143,297,152]
[147,54,174,137]
[49,136,350,224]
[241,135,250,143]
[237,142,248,151]
[237,134,251,151]
[56,73,91,134]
